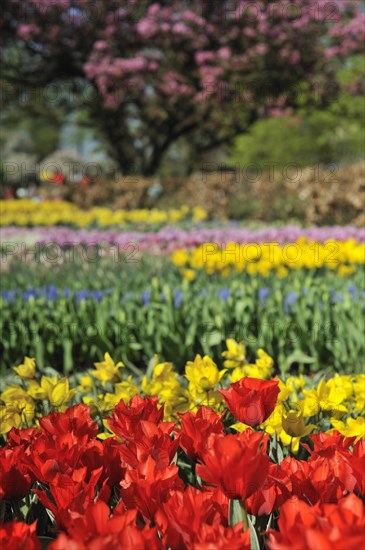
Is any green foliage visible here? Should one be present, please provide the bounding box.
[1,255,364,375]
[227,56,365,168]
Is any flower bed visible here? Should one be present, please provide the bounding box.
[0,345,364,548]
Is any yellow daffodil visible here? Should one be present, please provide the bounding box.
[230,422,251,432]
[188,387,223,411]
[185,354,226,392]
[0,406,23,434]
[352,375,365,412]
[255,349,274,373]
[277,379,291,402]
[230,366,248,383]
[28,376,75,407]
[0,200,202,228]
[330,416,365,441]
[262,403,301,453]
[0,386,35,433]
[161,388,191,420]
[172,238,364,277]
[13,356,36,379]
[142,361,177,395]
[222,339,246,369]
[302,379,348,418]
[114,377,140,403]
[282,409,316,438]
[78,375,94,393]
[285,375,306,394]
[181,268,196,281]
[83,394,113,416]
[93,352,124,384]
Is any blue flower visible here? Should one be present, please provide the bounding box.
[46,285,58,301]
[75,290,89,302]
[330,290,344,303]
[90,290,105,302]
[63,288,71,298]
[347,284,356,298]
[330,289,345,304]
[284,291,297,315]
[23,289,38,301]
[1,290,17,301]
[141,290,151,306]
[174,290,183,308]
[219,288,230,302]
[258,287,269,304]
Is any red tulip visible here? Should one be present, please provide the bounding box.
[179,406,225,462]
[62,501,136,542]
[6,427,39,449]
[119,420,179,469]
[0,521,41,550]
[351,439,365,495]
[39,404,98,441]
[280,456,348,505]
[219,378,279,427]
[193,522,251,550]
[267,493,365,550]
[156,486,228,548]
[246,462,292,516]
[0,446,32,501]
[50,528,162,550]
[34,467,110,530]
[108,395,168,440]
[196,431,270,500]
[120,456,184,522]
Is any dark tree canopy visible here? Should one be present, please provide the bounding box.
[1,1,364,175]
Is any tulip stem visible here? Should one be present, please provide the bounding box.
[239,500,249,531]
[229,499,249,531]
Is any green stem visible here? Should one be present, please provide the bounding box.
[239,500,249,531]
[229,499,249,531]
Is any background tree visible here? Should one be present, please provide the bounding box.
[227,55,365,169]
[1,0,364,175]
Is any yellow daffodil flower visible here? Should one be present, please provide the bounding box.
[0,386,35,433]
[185,354,226,392]
[282,409,316,438]
[78,375,94,393]
[302,379,348,418]
[222,339,246,369]
[331,416,365,441]
[13,357,36,379]
[28,376,75,407]
[93,352,124,384]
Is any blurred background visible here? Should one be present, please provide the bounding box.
[0,0,364,225]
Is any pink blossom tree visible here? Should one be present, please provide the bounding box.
[1,1,364,175]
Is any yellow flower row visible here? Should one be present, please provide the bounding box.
[1,342,364,451]
[0,199,207,227]
[172,238,365,277]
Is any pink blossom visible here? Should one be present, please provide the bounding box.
[218,47,231,59]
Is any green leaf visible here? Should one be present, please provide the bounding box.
[248,515,261,550]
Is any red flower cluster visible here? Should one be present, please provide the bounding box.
[0,384,364,549]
